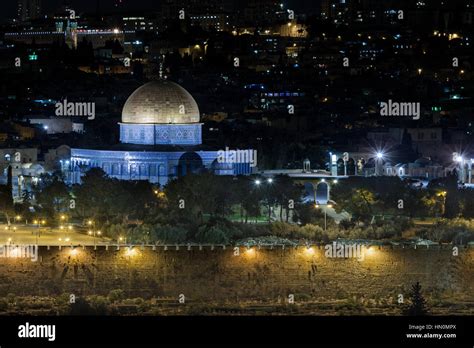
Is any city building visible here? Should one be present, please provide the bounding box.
[17,0,42,22]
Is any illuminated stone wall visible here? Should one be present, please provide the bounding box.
[0,246,472,304]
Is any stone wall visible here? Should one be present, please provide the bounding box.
[0,246,472,304]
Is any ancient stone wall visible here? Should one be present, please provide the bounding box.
[0,246,472,304]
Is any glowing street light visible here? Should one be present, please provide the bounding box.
[245,247,256,256]
[305,246,315,256]
[365,246,376,257]
[125,247,137,257]
[315,202,334,231]
[267,178,273,184]
[255,179,261,186]
[376,152,384,159]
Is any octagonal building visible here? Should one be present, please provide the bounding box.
[70,80,255,186]
[120,80,202,146]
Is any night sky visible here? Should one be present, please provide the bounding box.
[0,0,320,21]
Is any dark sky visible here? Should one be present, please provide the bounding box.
[1,0,319,21]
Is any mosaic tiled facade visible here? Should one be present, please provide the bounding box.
[119,123,202,145]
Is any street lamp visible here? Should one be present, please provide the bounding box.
[454,155,467,183]
[315,202,334,231]
[374,152,385,176]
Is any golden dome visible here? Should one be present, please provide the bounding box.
[121,80,200,124]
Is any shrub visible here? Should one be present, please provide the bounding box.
[299,224,325,241]
[68,298,94,315]
[108,289,125,302]
[0,298,8,311]
[151,224,188,244]
[195,218,241,244]
[87,295,110,315]
[402,282,429,316]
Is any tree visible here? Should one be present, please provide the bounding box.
[332,186,376,224]
[403,282,429,316]
[73,168,114,220]
[165,174,236,223]
[0,184,13,224]
[35,178,70,219]
[428,174,460,218]
[273,175,304,222]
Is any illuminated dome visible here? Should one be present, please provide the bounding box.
[121,80,200,124]
[119,80,202,146]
